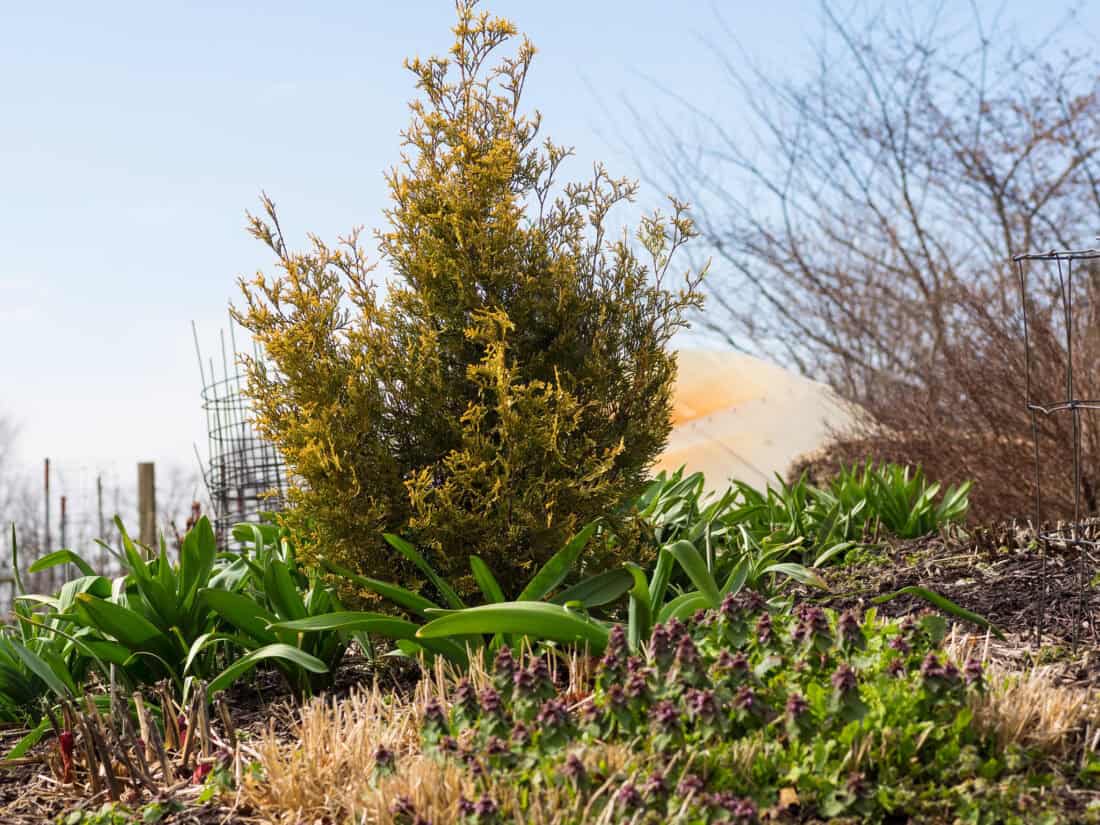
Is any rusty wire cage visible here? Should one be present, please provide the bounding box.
[193,319,286,548]
[1015,246,1100,644]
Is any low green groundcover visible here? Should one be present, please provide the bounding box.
[398,596,1073,824]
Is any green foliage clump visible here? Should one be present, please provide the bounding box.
[411,600,1062,824]
[233,2,703,598]
[639,461,971,572]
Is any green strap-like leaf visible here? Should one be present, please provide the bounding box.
[73,594,174,659]
[872,586,1004,640]
[418,602,609,652]
[9,640,72,699]
[469,556,506,604]
[207,644,328,695]
[624,562,652,652]
[550,567,633,608]
[761,562,829,590]
[517,521,598,602]
[666,540,721,608]
[200,588,280,645]
[656,591,712,625]
[320,558,440,618]
[28,549,96,578]
[383,533,465,610]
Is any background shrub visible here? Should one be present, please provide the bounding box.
[234,1,702,598]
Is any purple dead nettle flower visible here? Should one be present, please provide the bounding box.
[423,698,448,731]
[710,791,757,819]
[715,650,750,681]
[837,610,863,647]
[562,752,587,783]
[493,646,516,683]
[606,683,628,710]
[941,660,960,683]
[464,754,486,778]
[685,688,719,721]
[473,794,499,817]
[831,663,858,694]
[457,797,476,816]
[792,604,829,645]
[510,720,531,747]
[616,782,644,810]
[720,591,740,621]
[693,608,713,627]
[785,692,809,718]
[626,655,646,674]
[641,770,668,799]
[580,699,602,726]
[919,652,943,680]
[439,735,459,755]
[887,658,906,678]
[649,623,674,667]
[742,589,766,612]
[485,736,508,757]
[650,699,681,731]
[479,687,502,716]
[625,668,650,700]
[530,656,552,690]
[675,634,700,670]
[677,773,706,796]
[607,623,628,655]
[373,744,396,772]
[536,698,572,729]
[756,612,773,644]
[667,617,688,642]
[513,666,537,698]
[601,626,628,676]
[964,657,984,686]
[888,635,911,654]
[734,685,757,712]
[453,679,478,717]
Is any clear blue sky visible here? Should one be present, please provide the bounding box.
[2,1,1094,478]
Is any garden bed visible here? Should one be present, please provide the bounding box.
[818,524,1100,685]
[4,525,1100,824]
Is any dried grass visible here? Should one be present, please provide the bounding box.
[948,631,1100,765]
[242,651,606,824]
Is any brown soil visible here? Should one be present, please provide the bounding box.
[812,522,1100,684]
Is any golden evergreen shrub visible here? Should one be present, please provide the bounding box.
[233,1,704,598]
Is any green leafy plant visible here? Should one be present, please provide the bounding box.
[19,518,332,699]
[830,461,972,539]
[197,523,343,695]
[633,463,971,580]
[406,598,1059,824]
[280,523,633,667]
[414,529,827,657]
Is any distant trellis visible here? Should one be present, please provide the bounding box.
[193,319,286,547]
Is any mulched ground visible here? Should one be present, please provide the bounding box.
[812,521,1100,684]
[3,525,1100,823]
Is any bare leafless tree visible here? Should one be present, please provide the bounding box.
[636,1,1100,522]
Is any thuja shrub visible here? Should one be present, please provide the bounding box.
[407,600,1065,824]
[233,1,703,598]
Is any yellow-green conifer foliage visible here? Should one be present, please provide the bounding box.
[234,1,704,598]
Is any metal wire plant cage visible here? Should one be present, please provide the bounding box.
[193,320,287,548]
[1015,246,1100,644]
